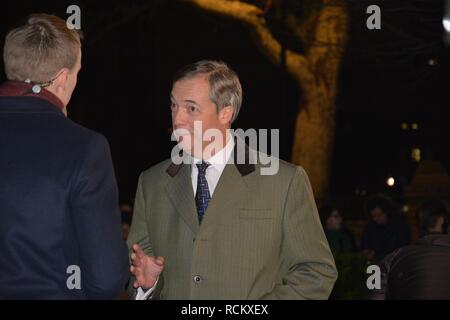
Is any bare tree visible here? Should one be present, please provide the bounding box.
[186,0,349,199]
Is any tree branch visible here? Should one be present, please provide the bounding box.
[308,1,348,60]
[186,0,313,87]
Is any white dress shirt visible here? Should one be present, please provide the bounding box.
[190,136,235,197]
[136,136,235,300]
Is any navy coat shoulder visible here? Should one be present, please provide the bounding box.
[0,96,129,299]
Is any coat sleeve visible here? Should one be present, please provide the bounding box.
[260,167,338,300]
[369,250,397,300]
[70,133,129,299]
[126,173,164,299]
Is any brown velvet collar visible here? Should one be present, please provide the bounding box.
[166,139,256,178]
[0,81,64,111]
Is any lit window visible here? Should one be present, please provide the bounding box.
[411,123,419,130]
[412,148,421,162]
[401,123,408,130]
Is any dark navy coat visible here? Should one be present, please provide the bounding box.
[0,96,129,299]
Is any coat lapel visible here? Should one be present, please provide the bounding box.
[164,140,256,234]
[165,163,199,234]
[200,141,256,229]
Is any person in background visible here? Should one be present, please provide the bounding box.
[360,195,410,262]
[321,205,355,253]
[372,199,450,299]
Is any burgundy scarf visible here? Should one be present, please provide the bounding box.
[0,80,64,111]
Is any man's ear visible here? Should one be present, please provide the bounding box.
[219,105,234,125]
[53,68,70,89]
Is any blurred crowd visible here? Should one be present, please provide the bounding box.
[319,195,450,299]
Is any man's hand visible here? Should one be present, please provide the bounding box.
[130,244,164,290]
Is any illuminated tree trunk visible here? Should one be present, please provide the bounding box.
[188,0,348,199]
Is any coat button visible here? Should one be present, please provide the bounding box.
[193,275,202,284]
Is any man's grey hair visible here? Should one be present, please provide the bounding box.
[173,60,243,123]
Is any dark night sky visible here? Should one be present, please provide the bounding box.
[1,0,449,207]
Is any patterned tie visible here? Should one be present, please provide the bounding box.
[195,161,211,224]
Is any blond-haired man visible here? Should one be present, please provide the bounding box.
[0,14,129,299]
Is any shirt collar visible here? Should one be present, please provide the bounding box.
[191,133,235,170]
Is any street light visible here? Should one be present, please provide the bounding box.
[444,18,450,32]
[387,177,395,187]
[445,0,450,45]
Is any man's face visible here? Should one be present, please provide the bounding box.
[370,207,387,225]
[170,74,231,158]
[326,210,343,230]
